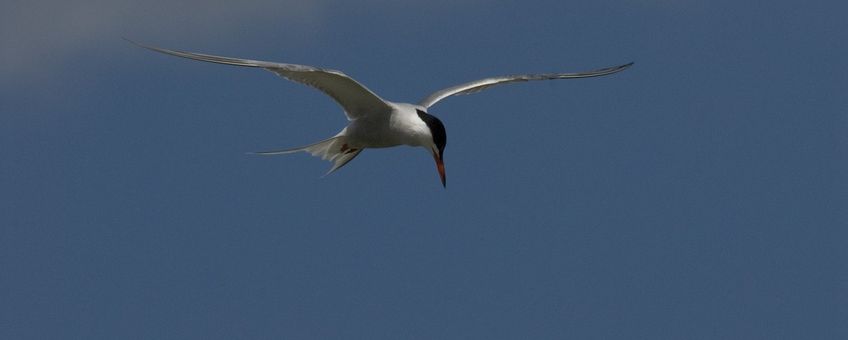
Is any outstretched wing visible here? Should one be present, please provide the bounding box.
[129,40,392,120]
[418,62,633,108]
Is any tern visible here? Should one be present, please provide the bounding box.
[131,40,632,187]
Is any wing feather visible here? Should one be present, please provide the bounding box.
[129,40,392,119]
[418,62,633,108]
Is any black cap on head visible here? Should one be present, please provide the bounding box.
[416,109,446,157]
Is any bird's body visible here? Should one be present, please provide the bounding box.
[130,40,632,186]
[346,102,431,149]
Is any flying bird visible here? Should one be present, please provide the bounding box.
[130,40,632,187]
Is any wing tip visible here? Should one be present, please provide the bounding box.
[123,37,159,52]
[123,37,185,59]
[608,61,634,72]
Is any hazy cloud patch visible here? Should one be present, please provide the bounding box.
[0,0,325,85]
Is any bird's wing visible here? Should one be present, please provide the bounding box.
[130,40,392,120]
[418,62,633,108]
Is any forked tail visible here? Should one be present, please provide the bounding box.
[251,136,363,175]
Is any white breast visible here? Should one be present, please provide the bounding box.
[345,102,431,148]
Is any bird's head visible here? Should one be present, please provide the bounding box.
[416,109,447,187]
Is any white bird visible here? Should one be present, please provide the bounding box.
[130,40,632,187]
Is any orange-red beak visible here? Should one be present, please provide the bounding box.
[433,152,446,188]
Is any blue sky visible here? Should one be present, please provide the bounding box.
[2,0,846,338]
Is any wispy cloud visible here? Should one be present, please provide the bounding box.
[0,0,324,85]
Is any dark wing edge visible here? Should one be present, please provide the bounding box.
[127,39,392,118]
[418,62,633,108]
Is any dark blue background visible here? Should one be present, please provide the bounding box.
[2,0,845,338]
